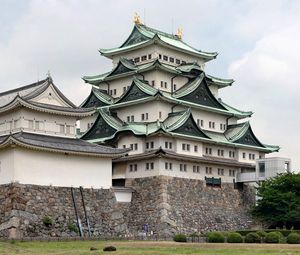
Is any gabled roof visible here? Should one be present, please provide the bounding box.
[0,132,128,157]
[84,74,251,119]
[81,108,278,153]
[99,24,218,61]
[0,77,95,117]
[80,87,115,108]
[83,58,233,89]
[173,74,227,110]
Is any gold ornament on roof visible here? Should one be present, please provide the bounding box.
[177,28,183,39]
[134,13,141,25]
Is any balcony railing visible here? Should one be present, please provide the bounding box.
[236,172,266,182]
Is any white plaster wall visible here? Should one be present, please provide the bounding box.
[0,108,77,137]
[98,76,133,98]
[176,138,203,157]
[118,135,145,155]
[30,84,72,107]
[79,114,98,133]
[122,157,238,183]
[237,148,260,164]
[13,148,112,188]
[116,100,171,123]
[0,148,14,184]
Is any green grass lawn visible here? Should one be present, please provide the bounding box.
[1,240,300,255]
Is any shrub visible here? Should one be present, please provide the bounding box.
[43,216,53,227]
[207,232,225,243]
[265,232,282,243]
[103,246,117,251]
[256,230,267,238]
[287,233,300,244]
[227,232,243,243]
[245,232,261,243]
[68,223,79,233]
[173,233,187,242]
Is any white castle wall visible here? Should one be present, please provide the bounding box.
[0,147,112,188]
[0,108,77,137]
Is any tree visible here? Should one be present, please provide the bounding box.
[252,172,300,229]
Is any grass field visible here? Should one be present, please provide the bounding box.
[1,240,300,255]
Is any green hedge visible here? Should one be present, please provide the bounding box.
[227,232,243,243]
[244,232,261,243]
[173,233,187,242]
[208,232,225,243]
[287,233,300,244]
[237,229,300,237]
[265,232,284,243]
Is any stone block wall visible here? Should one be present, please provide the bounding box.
[0,176,256,238]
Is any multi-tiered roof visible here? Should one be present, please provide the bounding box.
[81,22,279,155]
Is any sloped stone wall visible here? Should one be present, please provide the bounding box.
[0,177,256,239]
[0,183,127,239]
[123,176,255,236]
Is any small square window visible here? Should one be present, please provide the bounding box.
[176,59,180,64]
[134,57,140,63]
[170,57,174,63]
[151,80,155,86]
[148,54,152,59]
[163,55,168,61]
[141,55,147,61]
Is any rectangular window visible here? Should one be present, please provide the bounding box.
[186,144,190,151]
[159,54,162,59]
[146,142,149,149]
[182,60,186,64]
[134,143,138,150]
[35,121,40,130]
[169,142,172,149]
[127,116,130,122]
[141,113,145,121]
[145,113,148,120]
[141,55,147,61]
[134,164,137,171]
[28,120,34,129]
[173,84,177,91]
[176,59,180,64]
[182,144,186,150]
[193,165,200,173]
[169,57,174,63]
[165,162,168,170]
[194,145,198,152]
[163,55,168,61]
[123,145,126,149]
[160,81,163,88]
[123,86,126,92]
[165,141,168,149]
[148,54,152,59]
[159,112,162,119]
[150,162,154,169]
[130,165,133,172]
[66,125,71,134]
[243,152,246,159]
[150,141,154,148]
[206,167,212,174]
[169,163,173,170]
[130,144,134,150]
[131,115,134,122]
[134,57,140,63]
[212,122,215,129]
[146,163,149,170]
[164,82,167,88]
[217,149,224,157]
[218,168,224,175]
[113,89,117,95]
[205,147,212,155]
[151,80,155,86]
[220,123,223,130]
[60,124,65,133]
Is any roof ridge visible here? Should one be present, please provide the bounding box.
[137,24,179,40]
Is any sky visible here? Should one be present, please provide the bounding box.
[0,0,299,170]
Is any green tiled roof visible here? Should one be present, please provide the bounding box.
[81,108,278,152]
[80,87,115,108]
[83,58,234,88]
[99,24,217,60]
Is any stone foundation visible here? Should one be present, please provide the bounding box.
[0,177,256,238]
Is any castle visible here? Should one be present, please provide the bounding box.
[0,17,282,239]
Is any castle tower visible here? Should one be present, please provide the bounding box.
[80,19,279,188]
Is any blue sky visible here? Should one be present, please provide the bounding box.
[0,0,299,170]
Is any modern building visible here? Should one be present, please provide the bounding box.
[0,76,127,189]
[80,17,280,188]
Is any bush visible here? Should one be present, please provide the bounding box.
[173,233,187,242]
[103,246,117,251]
[245,232,261,243]
[68,223,79,233]
[287,233,300,244]
[265,232,282,243]
[227,232,243,243]
[43,216,53,227]
[207,232,225,243]
[256,230,267,238]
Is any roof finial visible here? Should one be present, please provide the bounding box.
[46,70,52,82]
[134,12,142,25]
[176,28,183,39]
